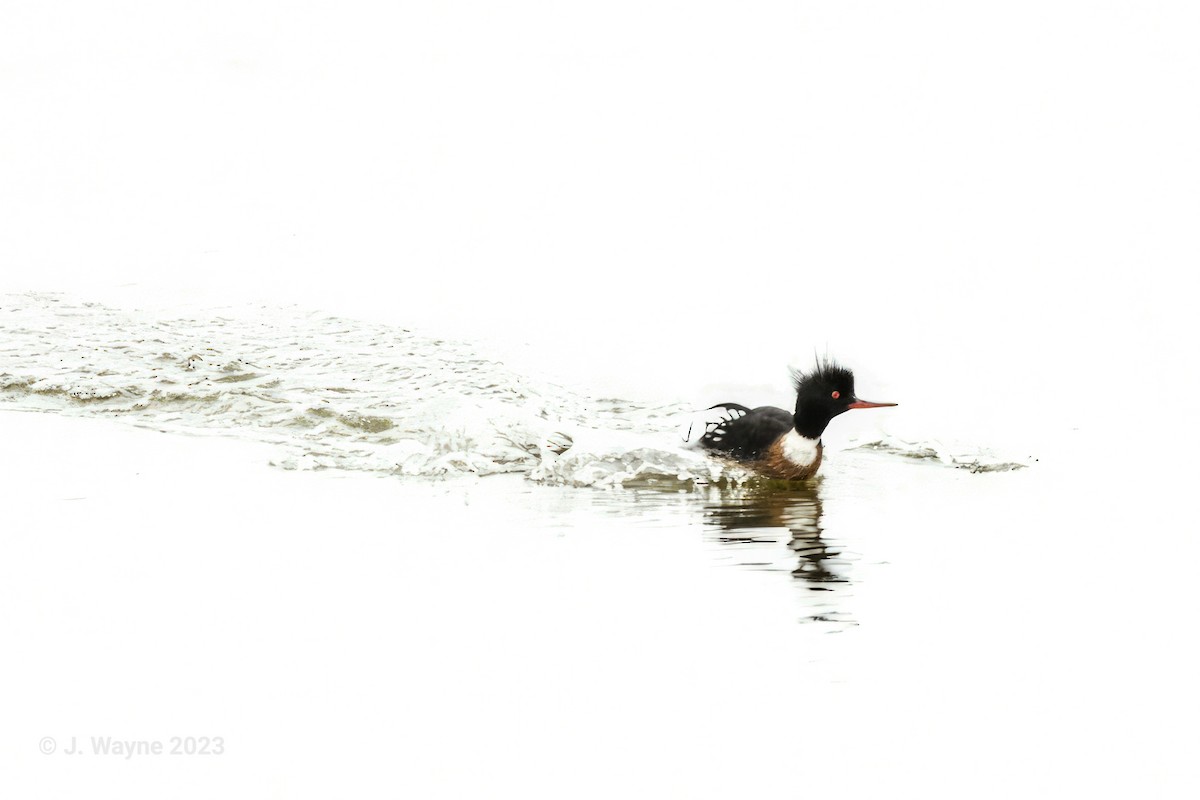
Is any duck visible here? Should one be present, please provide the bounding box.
[684,360,896,480]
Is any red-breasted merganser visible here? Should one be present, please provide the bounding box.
[686,360,896,480]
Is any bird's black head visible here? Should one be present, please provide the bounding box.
[791,359,897,439]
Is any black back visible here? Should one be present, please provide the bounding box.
[699,404,792,461]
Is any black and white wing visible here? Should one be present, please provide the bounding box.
[681,402,792,460]
[692,404,792,461]
[681,404,748,448]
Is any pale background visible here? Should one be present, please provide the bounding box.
[6,2,1195,417]
[3,2,1198,797]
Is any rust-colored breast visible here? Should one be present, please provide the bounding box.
[754,437,824,481]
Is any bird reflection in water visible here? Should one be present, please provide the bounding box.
[701,483,855,625]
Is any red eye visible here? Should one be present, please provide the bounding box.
[831,391,840,399]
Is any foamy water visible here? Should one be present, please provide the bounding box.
[0,292,1028,486]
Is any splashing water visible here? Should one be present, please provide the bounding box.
[0,292,1025,485]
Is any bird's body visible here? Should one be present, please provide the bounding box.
[685,360,895,481]
[692,404,825,480]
